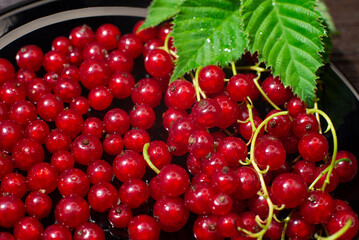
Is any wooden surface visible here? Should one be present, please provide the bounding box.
[0,0,358,91]
[326,0,359,92]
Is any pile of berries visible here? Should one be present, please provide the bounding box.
[0,18,358,240]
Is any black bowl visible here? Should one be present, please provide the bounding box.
[1,0,359,239]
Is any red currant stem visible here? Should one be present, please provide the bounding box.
[252,72,281,110]
[142,142,160,174]
[273,204,285,211]
[307,108,337,191]
[315,219,353,240]
[236,65,270,72]
[308,158,351,191]
[238,110,289,239]
[272,214,283,223]
[163,31,172,53]
[192,67,206,101]
[245,98,257,133]
[314,101,323,134]
[239,158,252,166]
[255,215,267,227]
[231,61,237,75]
[169,49,178,59]
[307,165,330,191]
[281,210,295,240]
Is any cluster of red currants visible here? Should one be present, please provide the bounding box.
[0,18,357,240]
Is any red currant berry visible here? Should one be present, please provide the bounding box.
[261,75,293,106]
[107,49,134,73]
[153,196,189,232]
[82,117,104,139]
[103,108,130,135]
[0,58,15,84]
[25,191,52,219]
[254,135,286,171]
[133,20,158,42]
[42,224,72,240]
[112,150,146,182]
[71,134,103,166]
[88,182,119,212]
[74,222,105,240]
[190,98,221,128]
[131,78,163,107]
[87,159,113,184]
[0,119,23,152]
[96,23,121,51]
[144,49,173,78]
[292,113,319,138]
[12,138,44,171]
[69,24,95,49]
[165,79,196,110]
[193,215,221,240]
[0,172,27,198]
[108,71,135,99]
[79,59,110,90]
[15,45,43,72]
[124,128,150,153]
[298,132,329,162]
[127,215,160,240]
[118,179,149,209]
[118,33,143,59]
[53,78,81,103]
[55,108,83,138]
[157,164,190,197]
[216,137,248,167]
[27,162,58,194]
[214,94,240,129]
[13,216,43,240]
[184,182,214,215]
[108,204,133,228]
[9,100,37,126]
[88,85,113,111]
[70,96,90,115]
[37,93,64,122]
[198,65,225,94]
[299,190,334,224]
[327,210,359,240]
[335,150,358,183]
[103,133,124,155]
[0,80,26,105]
[57,168,90,197]
[187,130,214,159]
[0,195,25,228]
[54,195,90,228]
[43,50,68,73]
[129,103,156,130]
[50,150,75,174]
[45,129,72,153]
[227,73,260,101]
[147,140,172,170]
[270,173,307,208]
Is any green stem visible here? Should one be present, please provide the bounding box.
[143,143,160,174]
[193,67,202,102]
[315,219,352,240]
[308,158,352,191]
[236,65,270,72]
[237,111,289,239]
[231,61,237,75]
[306,109,338,191]
[163,32,172,53]
[252,72,281,110]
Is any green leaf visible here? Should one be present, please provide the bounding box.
[139,0,183,30]
[241,0,327,106]
[170,0,248,82]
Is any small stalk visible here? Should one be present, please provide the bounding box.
[143,143,160,174]
[193,67,202,102]
[306,108,338,191]
[237,111,289,239]
[315,219,352,240]
[252,72,281,110]
[231,61,237,75]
